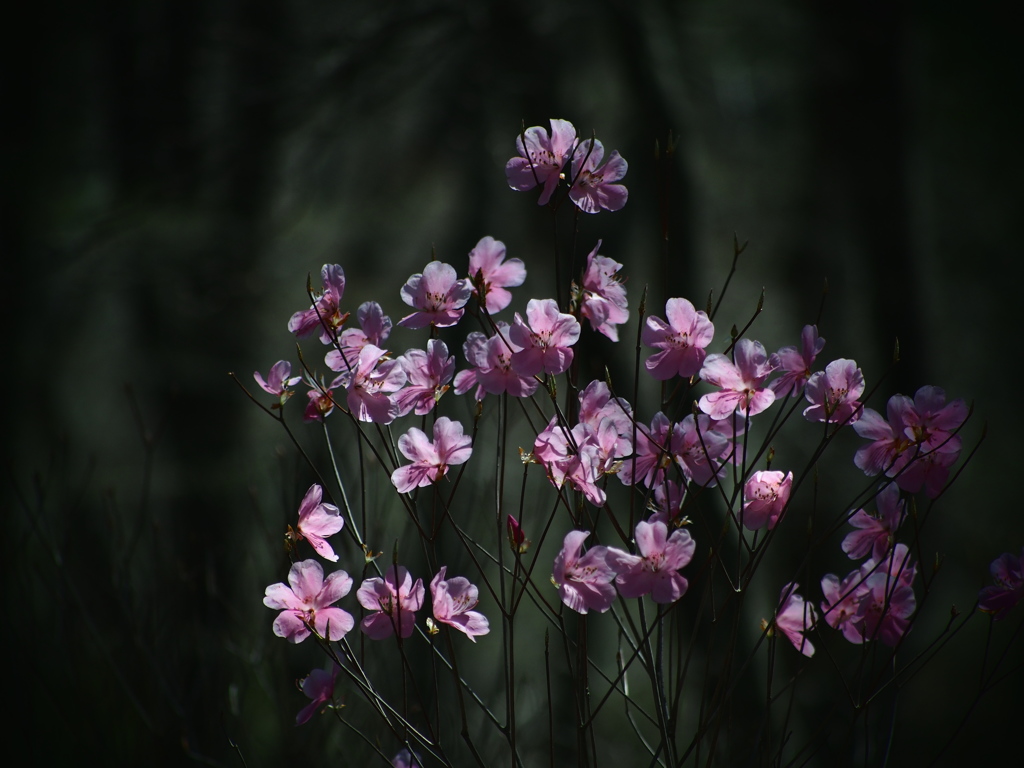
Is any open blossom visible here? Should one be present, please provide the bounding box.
[841,483,905,561]
[357,566,424,640]
[263,559,354,643]
[254,360,302,404]
[288,264,348,343]
[615,521,696,604]
[802,358,864,425]
[568,137,628,213]
[430,566,490,641]
[773,582,817,657]
[453,323,538,400]
[978,549,1024,620]
[741,471,793,531]
[468,236,525,314]
[398,261,472,329]
[505,118,578,205]
[295,664,339,725]
[642,298,715,380]
[325,301,392,372]
[699,339,777,419]
[295,483,344,562]
[334,344,407,424]
[578,240,629,341]
[509,298,580,376]
[674,414,733,487]
[770,325,825,397]
[391,417,473,494]
[395,339,455,416]
[553,530,620,614]
[618,412,680,488]
[533,418,607,507]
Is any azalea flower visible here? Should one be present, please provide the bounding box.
[337,344,407,424]
[802,358,864,425]
[841,483,905,561]
[294,483,345,562]
[264,559,354,643]
[391,417,473,494]
[673,414,733,487]
[741,470,793,531]
[578,240,629,341]
[398,261,472,329]
[642,298,715,380]
[295,664,340,725]
[552,530,619,614]
[430,566,490,641]
[467,235,526,314]
[453,323,538,400]
[979,549,1024,620]
[394,339,455,416]
[615,521,696,603]
[773,582,817,657]
[357,565,425,640]
[303,378,340,422]
[533,418,607,507]
[698,339,777,419]
[568,137,628,213]
[254,360,302,405]
[505,118,578,206]
[509,298,580,377]
[618,412,681,488]
[325,301,392,372]
[769,324,825,397]
[288,264,348,343]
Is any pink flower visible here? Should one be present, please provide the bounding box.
[979,549,1024,620]
[802,358,864,425]
[254,360,302,405]
[773,582,817,657]
[468,236,526,314]
[698,339,777,419]
[820,570,868,644]
[505,118,578,206]
[614,521,696,603]
[430,566,490,641]
[618,412,681,488]
[398,261,472,329]
[552,530,620,614]
[288,264,348,343]
[507,514,530,553]
[578,240,629,341]
[642,298,715,380]
[395,339,455,417]
[533,418,607,507]
[673,414,733,487]
[568,138,628,213]
[741,470,793,531]
[769,325,825,397]
[295,664,340,725]
[337,344,407,424]
[390,417,473,494]
[648,480,686,526]
[841,484,905,561]
[303,378,340,422]
[392,748,422,768]
[295,483,345,562]
[325,301,392,372]
[453,323,538,400]
[357,565,424,640]
[263,559,354,643]
[509,298,581,377]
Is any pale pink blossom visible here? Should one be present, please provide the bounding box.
[699,339,777,419]
[533,418,607,507]
[263,559,354,643]
[802,358,864,425]
[769,325,825,397]
[398,261,472,329]
[325,301,392,372]
[357,565,424,640]
[505,118,578,206]
[337,344,407,424]
[615,521,696,603]
[254,360,302,405]
[295,664,339,725]
[673,414,733,487]
[552,530,620,614]
[467,236,526,314]
[979,549,1024,620]
[395,339,455,416]
[578,240,629,341]
[430,566,490,641]
[295,483,344,562]
[391,417,473,494]
[288,264,348,343]
[841,484,905,561]
[568,138,629,213]
[453,323,538,400]
[741,470,793,531]
[642,298,715,380]
[773,582,816,657]
[509,298,580,377]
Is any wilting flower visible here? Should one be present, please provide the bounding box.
[578,240,629,341]
[357,566,425,640]
[430,566,490,641]
[553,530,619,614]
[264,559,354,643]
[505,118,578,206]
[773,582,817,657]
[398,261,472,329]
[390,417,473,494]
[568,138,629,213]
[614,521,696,603]
[295,664,340,725]
[979,549,1024,620]
[642,298,715,380]
[510,298,581,376]
[468,235,526,314]
[741,470,793,531]
[294,483,344,562]
[699,339,777,419]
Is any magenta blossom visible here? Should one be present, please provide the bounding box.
[769,324,825,397]
[642,298,715,380]
[357,566,425,640]
[615,521,696,603]
[295,664,340,725]
[264,559,354,643]
[288,264,348,343]
[254,360,302,405]
[802,358,864,425]
[454,323,538,400]
[509,298,581,376]
[618,412,680,488]
[468,235,526,314]
[577,240,629,341]
[568,138,628,213]
[741,470,793,531]
[430,566,490,641]
[505,118,578,206]
[699,339,777,419]
[841,483,905,561]
[553,530,620,614]
[391,417,473,494]
[398,261,472,329]
[337,344,407,424]
[395,339,456,416]
[773,582,817,657]
[978,549,1024,620]
[295,483,344,562]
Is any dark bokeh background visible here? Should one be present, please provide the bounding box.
[5,1,1022,765]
